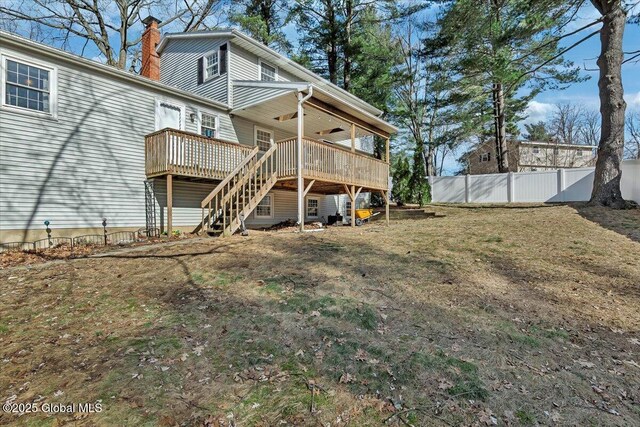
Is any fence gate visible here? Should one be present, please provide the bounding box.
[144,180,157,235]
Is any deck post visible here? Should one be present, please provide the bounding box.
[167,174,173,235]
[385,137,390,226]
[350,124,356,227]
[297,91,305,232]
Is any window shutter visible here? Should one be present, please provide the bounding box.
[197,57,203,85]
[219,44,227,74]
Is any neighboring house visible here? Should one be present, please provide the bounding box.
[464,139,596,175]
[0,18,395,244]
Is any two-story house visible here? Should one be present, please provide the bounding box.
[0,17,395,245]
[464,139,597,175]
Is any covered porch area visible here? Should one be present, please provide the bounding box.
[231,81,395,230]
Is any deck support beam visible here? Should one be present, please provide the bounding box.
[385,137,390,226]
[167,174,173,234]
[303,179,316,197]
[381,190,389,226]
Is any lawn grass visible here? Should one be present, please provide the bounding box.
[0,204,639,426]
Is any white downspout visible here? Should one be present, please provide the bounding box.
[297,85,313,232]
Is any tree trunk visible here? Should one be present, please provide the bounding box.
[492,82,509,172]
[343,0,352,91]
[589,1,627,207]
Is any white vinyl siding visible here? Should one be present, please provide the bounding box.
[159,38,229,105]
[0,43,229,238]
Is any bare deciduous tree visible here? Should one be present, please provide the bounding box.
[0,0,227,70]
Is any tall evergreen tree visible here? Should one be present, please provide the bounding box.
[229,0,291,53]
[428,0,584,173]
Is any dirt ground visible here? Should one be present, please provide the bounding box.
[0,204,639,426]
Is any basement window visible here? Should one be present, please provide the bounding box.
[255,194,273,218]
[307,198,319,218]
[3,57,55,115]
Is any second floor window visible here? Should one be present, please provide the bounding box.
[205,52,219,79]
[260,61,277,81]
[4,59,52,113]
[200,112,217,138]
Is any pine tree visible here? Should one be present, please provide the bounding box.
[229,0,291,53]
[428,0,584,173]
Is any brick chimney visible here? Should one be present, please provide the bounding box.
[141,16,161,81]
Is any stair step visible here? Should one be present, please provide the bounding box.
[206,228,223,236]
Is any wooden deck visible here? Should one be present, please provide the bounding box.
[145,129,389,191]
[145,128,254,180]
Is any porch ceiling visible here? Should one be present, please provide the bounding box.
[231,89,376,146]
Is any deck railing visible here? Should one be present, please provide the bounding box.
[276,137,389,190]
[145,128,254,180]
[145,130,388,190]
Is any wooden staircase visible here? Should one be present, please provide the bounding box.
[200,145,278,236]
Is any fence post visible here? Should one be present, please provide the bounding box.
[557,169,565,202]
[507,172,514,203]
[464,174,470,203]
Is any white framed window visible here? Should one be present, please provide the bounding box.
[205,51,219,80]
[259,60,277,82]
[255,193,273,218]
[480,152,491,162]
[306,197,319,218]
[532,147,540,154]
[199,111,218,138]
[254,126,274,151]
[576,150,583,157]
[1,54,57,117]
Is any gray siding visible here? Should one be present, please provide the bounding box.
[245,190,333,227]
[160,38,229,105]
[0,44,228,237]
[232,85,294,109]
[230,44,298,83]
[232,116,295,147]
[151,181,335,230]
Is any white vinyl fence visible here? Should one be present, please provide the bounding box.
[430,160,640,204]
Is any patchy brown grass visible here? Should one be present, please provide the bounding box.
[0,204,639,426]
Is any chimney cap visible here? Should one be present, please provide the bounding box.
[142,16,162,27]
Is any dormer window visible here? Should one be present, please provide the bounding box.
[205,52,219,79]
[197,44,227,85]
[259,60,277,82]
